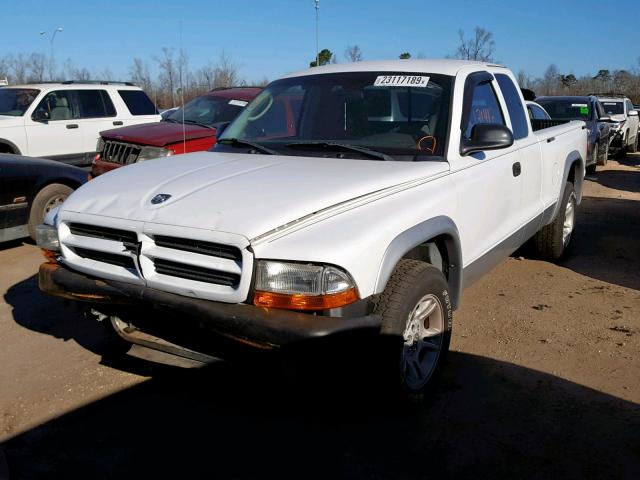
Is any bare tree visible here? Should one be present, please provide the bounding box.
[155,47,178,106]
[516,70,530,89]
[27,53,47,82]
[213,51,240,88]
[10,54,29,84]
[129,58,153,91]
[344,45,363,62]
[455,27,495,62]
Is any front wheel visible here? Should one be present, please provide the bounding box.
[532,181,576,260]
[629,132,638,153]
[374,260,452,398]
[597,140,608,166]
[28,183,73,240]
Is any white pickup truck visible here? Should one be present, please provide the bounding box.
[37,60,587,396]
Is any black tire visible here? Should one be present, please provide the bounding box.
[596,140,608,166]
[629,132,638,153]
[374,259,453,399]
[28,183,73,239]
[585,143,597,174]
[533,181,576,260]
[585,163,597,175]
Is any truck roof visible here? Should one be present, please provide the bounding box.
[5,82,143,91]
[283,59,505,79]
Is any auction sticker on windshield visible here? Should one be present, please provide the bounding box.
[374,75,430,87]
[229,99,249,107]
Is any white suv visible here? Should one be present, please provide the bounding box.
[598,95,639,156]
[0,82,161,165]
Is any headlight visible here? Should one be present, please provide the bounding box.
[35,224,60,263]
[96,137,104,153]
[137,146,174,162]
[253,260,359,311]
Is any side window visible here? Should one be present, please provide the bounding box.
[495,74,528,139]
[626,100,634,114]
[464,82,505,139]
[75,90,116,118]
[118,90,157,115]
[32,90,76,121]
[531,105,549,120]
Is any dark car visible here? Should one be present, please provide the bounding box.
[0,154,87,242]
[91,87,262,177]
[536,95,612,173]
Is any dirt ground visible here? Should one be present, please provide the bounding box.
[0,154,639,479]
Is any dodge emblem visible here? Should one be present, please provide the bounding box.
[151,194,172,205]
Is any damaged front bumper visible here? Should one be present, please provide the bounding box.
[39,262,382,354]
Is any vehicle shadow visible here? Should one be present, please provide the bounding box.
[593,168,640,194]
[1,347,639,479]
[3,274,153,376]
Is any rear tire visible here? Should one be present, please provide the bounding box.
[374,260,453,400]
[629,132,638,153]
[532,181,576,260]
[596,140,608,166]
[585,143,597,174]
[28,183,73,239]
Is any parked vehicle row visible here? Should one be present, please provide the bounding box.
[36,59,588,397]
[0,81,160,165]
[91,87,262,177]
[596,94,639,157]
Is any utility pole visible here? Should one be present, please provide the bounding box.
[39,27,63,80]
[315,0,320,67]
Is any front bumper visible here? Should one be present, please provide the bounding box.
[39,262,382,349]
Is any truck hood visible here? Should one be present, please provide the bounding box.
[0,115,23,126]
[610,114,626,122]
[61,151,449,240]
[100,121,215,147]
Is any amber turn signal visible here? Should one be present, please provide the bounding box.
[254,288,359,311]
[41,249,58,264]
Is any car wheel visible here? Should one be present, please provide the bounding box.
[28,183,73,240]
[586,144,597,174]
[597,140,608,166]
[629,132,638,153]
[533,181,576,260]
[374,259,452,400]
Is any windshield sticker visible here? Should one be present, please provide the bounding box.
[579,106,589,115]
[571,104,588,107]
[374,75,430,87]
[229,99,248,107]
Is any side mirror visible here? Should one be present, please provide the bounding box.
[598,115,612,122]
[32,109,49,123]
[628,110,639,117]
[213,121,230,137]
[460,124,514,156]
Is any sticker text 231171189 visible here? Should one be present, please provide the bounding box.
[374,75,430,87]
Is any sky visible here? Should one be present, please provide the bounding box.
[1,0,639,83]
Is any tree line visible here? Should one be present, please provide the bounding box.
[2,28,639,108]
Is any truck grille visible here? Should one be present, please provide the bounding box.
[72,247,136,269]
[153,235,242,262]
[153,258,240,287]
[101,140,142,165]
[69,223,138,248]
[59,220,251,302]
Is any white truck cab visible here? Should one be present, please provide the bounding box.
[0,82,160,165]
[37,60,587,397]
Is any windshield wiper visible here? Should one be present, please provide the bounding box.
[163,117,180,123]
[284,141,394,162]
[182,119,215,130]
[217,138,278,155]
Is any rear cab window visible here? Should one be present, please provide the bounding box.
[118,90,158,116]
[495,74,529,139]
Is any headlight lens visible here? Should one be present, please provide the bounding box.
[254,261,359,310]
[35,224,60,252]
[96,137,104,153]
[137,146,174,162]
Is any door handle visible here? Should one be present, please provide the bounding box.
[512,162,521,177]
[66,124,79,129]
[547,136,556,143]
[112,121,123,126]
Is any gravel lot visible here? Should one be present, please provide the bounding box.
[1,155,639,479]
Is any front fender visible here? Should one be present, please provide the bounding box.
[374,216,463,309]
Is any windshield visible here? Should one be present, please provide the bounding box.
[601,101,624,115]
[536,99,592,121]
[0,88,40,116]
[167,95,246,125]
[218,71,453,160]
